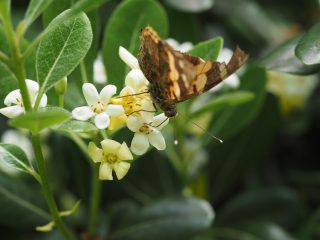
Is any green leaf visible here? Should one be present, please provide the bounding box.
[209,65,267,140]
[110,197,214,240]
[296,22,320,65]
[188,37,223,61]
[0,61,18,108]
[53,120,97,133]
[0,173,50,228]
[102,0,168,89]
[189,91,255,119]
[217,188,304,229]
[259,34,320,75]
[10,107,71,133]
[0,144,33,174]
[24,0,54,28]
[164,0,214,13]
[36,10,93,93]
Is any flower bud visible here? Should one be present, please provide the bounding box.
[54,77,68,95]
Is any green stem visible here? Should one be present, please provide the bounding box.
[80,60,88,83]
[88,164,102,236]
[58,94,64,108]
[0,50,10,64]
[32,134,76,240]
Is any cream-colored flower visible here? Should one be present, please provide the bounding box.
[88,139,133,180]
[72,83,124,129]
[93,53,107,84]
[127,113,169,155]
[166,38,194,52]
[0,79,47,118]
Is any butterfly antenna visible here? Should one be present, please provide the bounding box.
[115,90,150,98]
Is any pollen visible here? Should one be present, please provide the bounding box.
[139,124,152,134]
[91,100,105,113]
[103,152,118,164]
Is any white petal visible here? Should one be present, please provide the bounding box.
[100,84,116,103]
[120,86,135,96]
[166,38,180,49]
[117,142,133,160]
[119,46,139,69]
[72,106,94,121]
[224,74,240,88]
[26,79,40,94]
[87,142,103,163]
[209,82,223,93]
[101,139,121,155]
[4,89,21,106]
[178,42,193,52]
[99,163,113,180]
[106,104,124,116]
[39,94,47,108]
[140,100,155,123]
[126,115,143,132]
[217,48,233,62]
[148,129,166,150]
[93,56,107,84]
[0,105,24,118]
[94,112,110,129]
[83,83,99,106]
[131,132,149,155]
[125,69,147,90]
[113,162,130,180]
[152,113,169,130]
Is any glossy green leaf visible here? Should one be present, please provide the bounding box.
[260,34,320,75]
[189,91,255,119]
[188,37,223,61]
[102,0,168,88]
[0,61,18,108]
[36,10,92,93]
[296,22,320,65]
[54,120,97,133]
[164,0,214,13]
[110,197,214,240]
[217,188,303,229]
[0,144,33,174]
[10,107,71,133]
[0,173,50,228]
[209,65,267,140]
[24,0,54,28]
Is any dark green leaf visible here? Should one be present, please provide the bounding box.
[209,65,267,140]
[53,120,97,133]
[296,22,320,65]
[164,0,214,13]
[188,37,223,61]
[0,144,32,174]
[24,0,54,28]
[259,34,320,75]
[36,10,93,93]
[102,0,168,89]
[0,61,18,108]
[189,91,255,119]
[0,173,50,228]
[110,197,214,240]
[10,107,71,133]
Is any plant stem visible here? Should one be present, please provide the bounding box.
[80,60,89,83]
[59,94,64,108]
[88,164,102,236]
[32,134,76,240]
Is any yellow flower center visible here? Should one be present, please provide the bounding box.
[139,124,152,134]
[16,98,23,107]
[103,152,118,164]
[91,100,105,113]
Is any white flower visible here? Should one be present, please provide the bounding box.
[72,83,124,129]
[166,38,194,52]
[119,46,140,69]
[0,79,47,118]
[88,139,133,180]
[93,53,107,84]
[211,48,240,92]
[127,113,169,155]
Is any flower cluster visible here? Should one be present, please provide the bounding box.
[74,47,170,180]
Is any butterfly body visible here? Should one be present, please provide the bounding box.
[138,26,248,117]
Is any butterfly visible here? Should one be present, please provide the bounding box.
[138,26,249,117]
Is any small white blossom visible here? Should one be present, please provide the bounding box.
[211,48,240,92]
[127,113,169,155]
[72,83,124,129]
[93,53,107,84]
[0,79,47,118]
[119,46,140,69]
[166,38,194,52]
[88,139,133,180]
